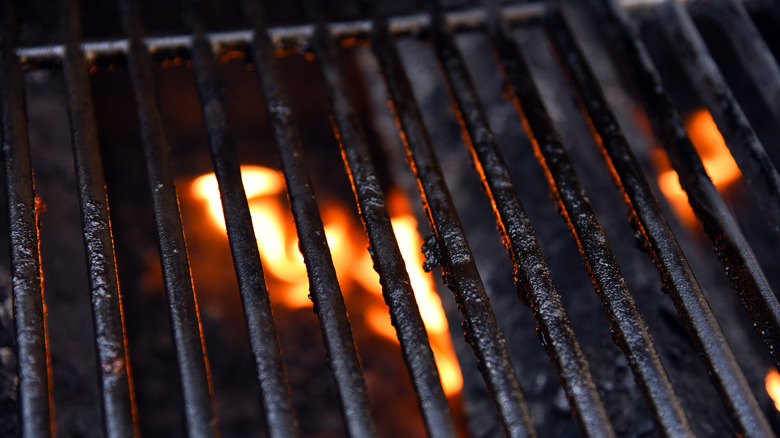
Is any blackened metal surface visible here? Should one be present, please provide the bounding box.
[117,0,218,436]
[546,5,780,433]
[12,3,547,64]
[4,0,779,436]
[248,1,377,436]
[623,0,780,368]
[59,0,137,436]
[627,0,780,371]
[179,1,300,437]
[370,3,536,437]
[591,0,774,435]
[0,2,51,436]
[425,1,617,437]
[541,8,710,436]
[650,0,780,234]
[687,0,780,125]
[304,0,457,436]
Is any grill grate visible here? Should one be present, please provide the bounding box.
[1,0,780,437]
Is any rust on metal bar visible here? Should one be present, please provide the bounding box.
[0,1,51,436]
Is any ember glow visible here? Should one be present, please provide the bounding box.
[655,109,742,226]
[192,166,462,396]
[766,369,780,411]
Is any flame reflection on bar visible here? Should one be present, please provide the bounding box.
[191,166,462,397]
[655,109,742,226]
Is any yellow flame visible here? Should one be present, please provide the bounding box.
[365,305,399,341]
[391,216,449,335]
[364,213,463,396]
[386,190,463,396]
[192,166,309,307]
[191,166,462,397]
[766,369,780,411]
[192,165,284,230]
[656,109,742,226]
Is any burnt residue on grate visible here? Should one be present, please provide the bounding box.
[1,2,50,436]
[60,0,137,435]
[2,0,780,436]
[369,2,537,437]
[302,0,457,436]
[420,0,621,436]
[182,0,299,436]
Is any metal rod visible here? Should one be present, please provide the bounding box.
[538,7,728,435]
[0,1,52,436]
[685,0,780,124]
[13,3,546,64]
[619,0,780,368]
[180,1,300,437]
[653,0,780,232]
[244,1,377,436]
[300,0,458,435]
[116,0,218,436]
[580,0,775,435]
[368,4,536,438]
[547,0,780,400]
[59,0,137,436]
[423,1,620,436]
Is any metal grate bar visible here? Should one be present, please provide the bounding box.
[498,1,770,435]
[116,0,218,436]
[605,0,780,368]
[179,1,300,437]
[246,1,377,436]
[591,0,774,435]
[59,0,137,436]
[300,0,458,435]
[482,3,695,437]
[424,1,618,436]
[650,0,780,233]
[12,3,546,64]
[0,2,51,436]
[546,0,780,401]
[687,0,780,124]
[369,4,536,438]
[541,7,731,436]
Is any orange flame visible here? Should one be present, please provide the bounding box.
[655,109,742,226]
[766,369,780,411]
[192,166,345,308]
[191,166,462,396]
[387,209,463,396]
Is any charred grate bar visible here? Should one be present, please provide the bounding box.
[11,3,547,63]
[60,0,137,436]
[366,1,537,436]
[297,0,457,436]
[177,0,303,436]
[545,5,779,434]
[1,2,51,436]
[652,0,780,233]
[1,0,780,436]
[112,0,219,434]
[419,0,688,435]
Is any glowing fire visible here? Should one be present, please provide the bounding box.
[192,166,462,396]
[655,109,742,226]
[766,369,780,411]
[385,189,463,396]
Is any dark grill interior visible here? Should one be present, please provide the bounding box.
[2,0,780,436]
